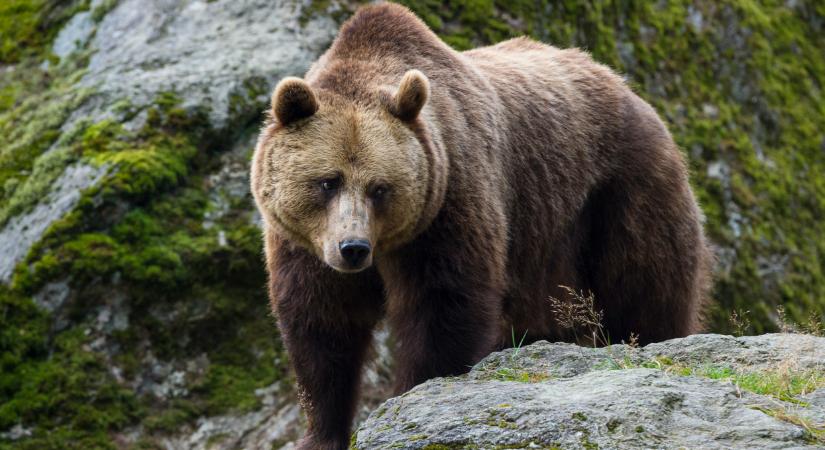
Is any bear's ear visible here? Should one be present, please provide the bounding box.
[271,77,318,125]
[391,70,429,122]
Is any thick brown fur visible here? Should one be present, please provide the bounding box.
[251,4,712,449]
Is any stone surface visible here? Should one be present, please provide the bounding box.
[78,0,339,128]
[52,11,95,59]
[0,163,108,282]
[1,0,339,284]
[159,383,304,450]
[354,334,825,449]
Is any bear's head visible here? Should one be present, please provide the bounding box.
[252,70,442,273]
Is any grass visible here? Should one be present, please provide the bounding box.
[606,352,825,444]
[616,354,825,405]
[751,405,825,445]
[684,364,825,404]
[477,327,551,383]
[548,286,612,347]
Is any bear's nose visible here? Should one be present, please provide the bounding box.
[339,239,371,267]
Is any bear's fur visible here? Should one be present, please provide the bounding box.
[251,4,712,449]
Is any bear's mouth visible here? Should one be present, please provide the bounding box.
[324,257,373,274]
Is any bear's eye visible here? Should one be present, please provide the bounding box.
[320,176,341,192]
[369,184,390,201]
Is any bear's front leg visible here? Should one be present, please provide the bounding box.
[283,320,374,450]
[388,285,502,393]
[381,230,506,394]
[269,239,384,450]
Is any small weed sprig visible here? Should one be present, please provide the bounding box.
[776,306,824,337]
[548,286,610,347]
[729,309,752,337]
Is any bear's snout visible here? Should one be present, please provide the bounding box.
[339,239,372,269]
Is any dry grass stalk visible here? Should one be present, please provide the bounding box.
[548,285,610,347]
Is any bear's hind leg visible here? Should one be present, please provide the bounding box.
[584,173,709,345]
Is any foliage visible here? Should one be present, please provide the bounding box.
[0,0,85,64]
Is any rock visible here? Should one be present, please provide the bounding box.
[159,383,304,450]
[0,0,338,285]
[52,11,94,59]
[32,279,71,313]
[52,11,95,59]
[0,163,108,282]
[77,0,339,128]
[202,129,257,230]
[687,5,704,32]
[642,333,825,370]
[354,334,825,449]
[0,424,33,442]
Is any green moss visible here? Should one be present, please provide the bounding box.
[200,363,261,413]
[2,91,280,447]
[373,405,388,419]
[91,0,117,22]
[0,60,91,226]
[481,366,550,383]
[299,0,355,26]
[0,321,141,447]
[0,0,89,64]
[142,400,200,432]
[485,418,518,429]
[419,442,558,450]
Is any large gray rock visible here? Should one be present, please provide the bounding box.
[0,0,339,284]
[353,334,825,449]
[78,0,339,128]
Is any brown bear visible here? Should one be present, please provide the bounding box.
[251,3,712,449]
